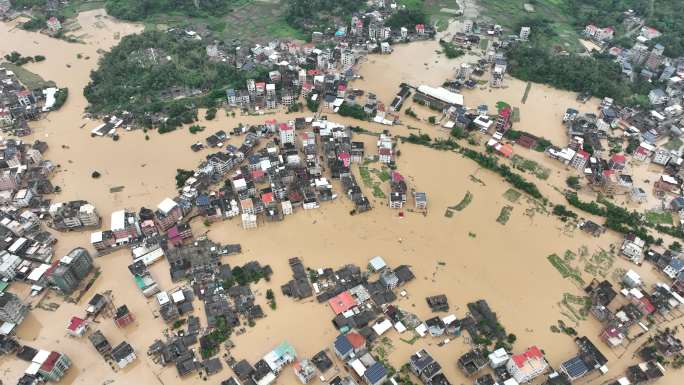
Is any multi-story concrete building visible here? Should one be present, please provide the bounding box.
[0,291,28,324]
[155,198,183,231]
[110,210,141,243]
[0,169,19,191]
[279,123,295,145]
[48,264,79,294]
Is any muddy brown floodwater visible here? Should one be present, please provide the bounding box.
[0,9,680,385]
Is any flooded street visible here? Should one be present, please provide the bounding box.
[1,10,681,385]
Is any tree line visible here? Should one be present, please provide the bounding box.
[104,0,238,22]
[83,31,269,131]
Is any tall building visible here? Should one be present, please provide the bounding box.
[0,291,28,324]
[63,247,93,280]
[48,264,79,294]
[341,50,355,69]
[48,247,94,294]
[279,123,295,145]
[78,204,100,227]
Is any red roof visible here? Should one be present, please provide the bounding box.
[328,291,357,315]
[67,316,85,332]
[511,346,544,368]
[256,82,266,88]
[261,192,274,205]
[499,107,511,119]
[307,69,320,76]
[498,143,514,158]
[391,171,404,183]
[40,352,61,372]
[338,153,351,167]
[635,146,649,156]
[167,225,180,239]
[576,150,590,160]
[611,154,626,164]
[265,118,277,125]
[640,297,656,314]
[251,169,265,179]
[346,331,366,349]
[602,169,615,177]
[379,148,392,156]
[338,84,347,91]
[288,190,303,202]
[416,24,425,30]
[603,326,621,337]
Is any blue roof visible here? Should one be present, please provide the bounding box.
[196,195,210,206]
[561,356,589,379]
[364,362,387,384]
[334,335,352,355]
[669,258,684,271]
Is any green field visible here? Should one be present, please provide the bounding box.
[644,210,673,226]
[496,205,513,225]
[59,0,107,18]
[1,63,56,89]
[503,188,521,203]
[399,0,461,32]
[450,191,473,211]
[664,138,683,151]
[359,166,386,199]
[141,0,304,42]
[478,0,583,52]
[547,253,585,286]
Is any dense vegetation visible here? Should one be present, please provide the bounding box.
[104,0,239,21]
[3,51,38,66]
[386,8,427,29]
[567,0,650,28]
[175,169,194,188]
[285,0,364,33]
[20,16,46,31]
[337,103,369,120]
[649,1,684,57]
[84,31,267,130]
[439,40,464,59]
[565,192,662,244]
[53,88,68,110]
[507,47,644,106]
[8,0,45,9]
